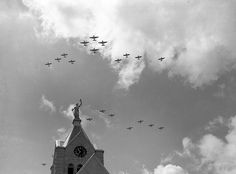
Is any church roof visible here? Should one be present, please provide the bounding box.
[76,153,110,174]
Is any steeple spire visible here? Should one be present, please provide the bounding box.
[72,99,82,126]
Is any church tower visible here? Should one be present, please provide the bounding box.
[51,100,110,174]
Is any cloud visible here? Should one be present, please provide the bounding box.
[142,164,188,174]
[174,115,236,174]
[40,95,56,113]
[23,0,236,89]
[197,116,236,174]
[205,116,227,131]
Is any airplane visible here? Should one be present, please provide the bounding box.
[114,59,122,63]
[90,48,99,54]
[98,40,107,46]
[158,126,164,130]
[123,53,130,58]
[135,55,142,60]
[80,40,89,46]
[137,120,144,123]
[68,60,75,64]
[55,57,61,62]
[108,114,115,117]
[89,35,99,41]
[99,109,106,113]
[126,127,133,130]
[45,62,52,67]
[158,57,165,61]
[86,118,93,121]
[148,124,154,127]
[41,163,47,166]
[61,53,68,58]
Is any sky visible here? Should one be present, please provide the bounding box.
[1,0,236,174]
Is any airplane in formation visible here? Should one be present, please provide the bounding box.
[55,57,61,62]
[99,109,106,113]
[158,126,164,130]
[86,118,93,121]
[123,53,130,58]
[90,48,99,54]
[41,163,47,166]
[45,62,52,67]
[127,127,133,130]
[135,55,142,60]
[158,57,165,61]
[137,120,144,123]
[89,35,99,41]
[98,40,107,46]
[68,60,75,64]
[61,53,68,58]
[115,59,122,63]
[80,40,89,46]
[108,114,115,117]
[148,124,154,127]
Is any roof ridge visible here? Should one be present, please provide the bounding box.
[76,153,110,174]
[76,153,95,174]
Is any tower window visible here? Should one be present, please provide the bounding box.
[68,163,74,174]
[77,164,83,172]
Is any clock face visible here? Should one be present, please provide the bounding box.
[74,146,87,158]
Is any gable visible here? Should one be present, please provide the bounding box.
[65,127,95,165]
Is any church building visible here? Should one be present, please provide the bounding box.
[50,100,110,174]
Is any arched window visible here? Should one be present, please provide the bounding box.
[68,163,74,174]
[77,164,83,172]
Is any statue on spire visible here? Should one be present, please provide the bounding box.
[72,99,82,119]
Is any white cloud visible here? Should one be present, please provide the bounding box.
[61,104,74,120]
[40,95,56,113]
[197,116,236,174]
[205,116,227,131]
[142,164,188,174]
[154,165,188,174]
[175,115,236,174]
[23,0,236,89]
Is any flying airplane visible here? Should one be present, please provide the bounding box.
[61,53,68,58]
[135,55,142,60]
[99,109,106,113]
[89,35,99,41]
[90,48,99,54]
[158,126,165,130]
[80,40,89,46]
[123,53,130,58]
[148,124,154,127]
[137,120,144,123]
[55,57,61,62]
[158,57,165,61]
[41,163,47,166]
[108,114,115,117]
[86,118,93,121]
[68,60,75,64]
[115,59,122,63]
[127,127,133,130]
[45,62,52,67]
[98,40,107,46]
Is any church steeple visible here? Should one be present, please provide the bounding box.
[51,99,110,174]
